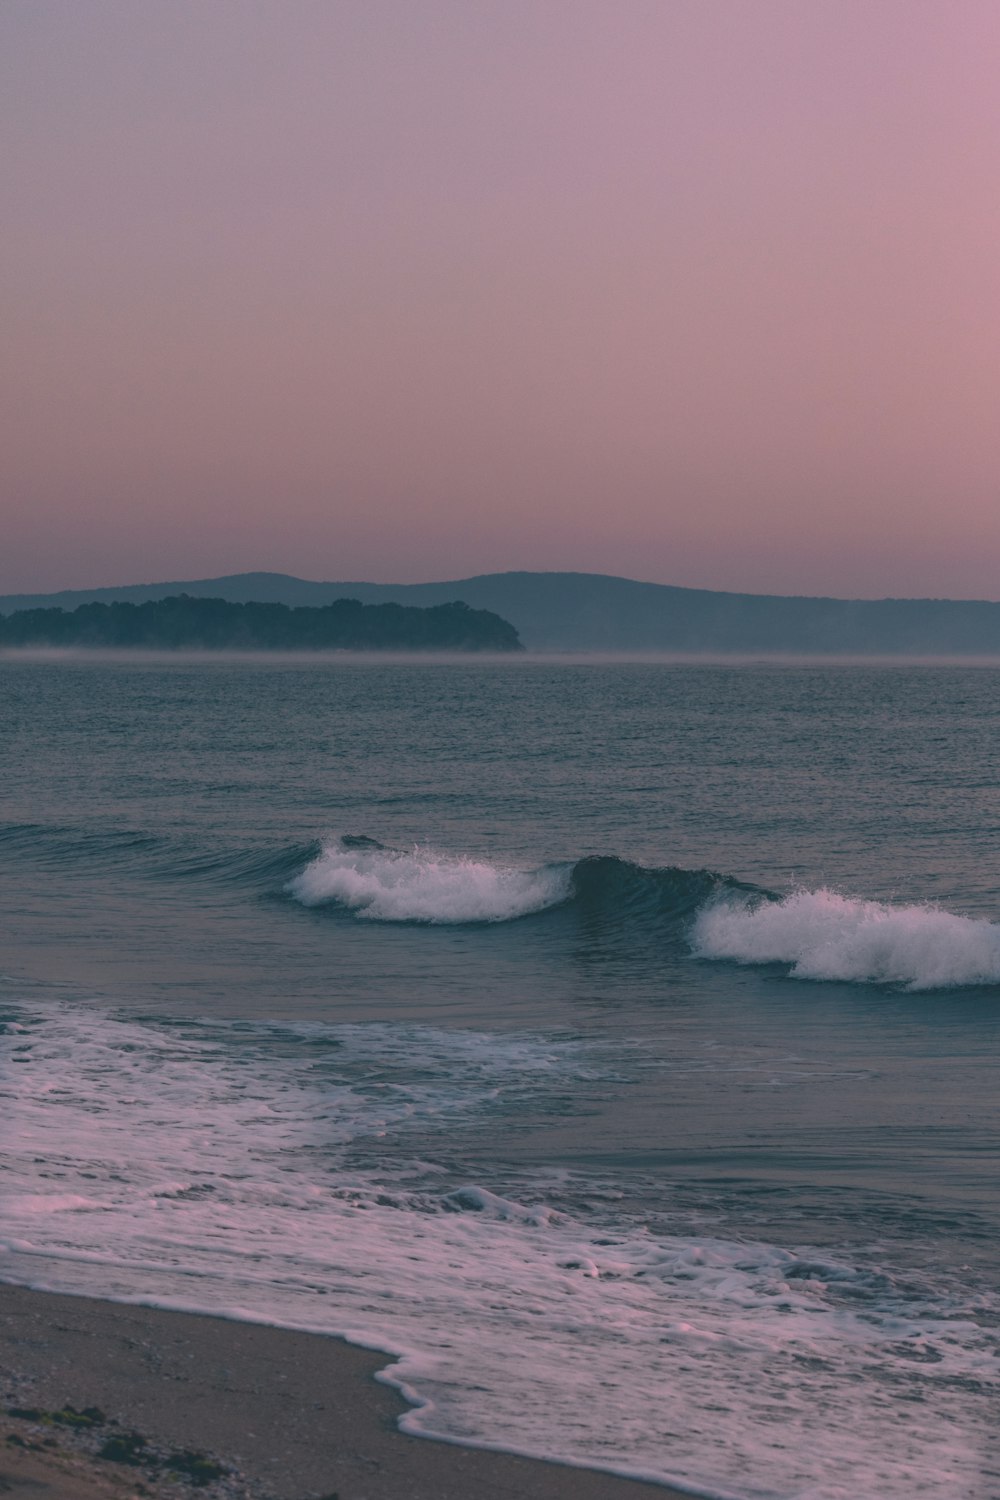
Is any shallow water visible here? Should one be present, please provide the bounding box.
[1,657,998,1498]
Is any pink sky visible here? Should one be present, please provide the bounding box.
[3,0,1000,597]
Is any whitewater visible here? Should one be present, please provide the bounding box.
[3,998,996,1500]
[2,655,999,1500]
[287,837,574,922]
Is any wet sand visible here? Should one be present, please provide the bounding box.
[0,1283,699,1500]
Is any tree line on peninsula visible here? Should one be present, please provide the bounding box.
[0,594,524,652]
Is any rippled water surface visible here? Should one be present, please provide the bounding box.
[1,656,998,1499]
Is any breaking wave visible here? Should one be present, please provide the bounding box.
[286,837,574,922]
[289,838,1000,990]
[693,887,1000,990]
[285,836,757,927]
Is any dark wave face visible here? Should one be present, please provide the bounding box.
[569,853,766,930]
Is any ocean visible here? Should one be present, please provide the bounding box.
[1,654,998,1500]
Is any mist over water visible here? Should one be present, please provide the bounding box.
[1,657,999,1499]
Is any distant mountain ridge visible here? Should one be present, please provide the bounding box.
[4,570,1000,653]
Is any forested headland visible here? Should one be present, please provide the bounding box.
[0,594,524,652]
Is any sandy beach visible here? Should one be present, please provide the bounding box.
[0,1283,696,1500]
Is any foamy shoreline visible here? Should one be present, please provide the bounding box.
[0,1283,700,1500]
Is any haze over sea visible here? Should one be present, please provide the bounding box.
[2,654,998,1500]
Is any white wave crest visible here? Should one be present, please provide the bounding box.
[287,842,572,923]
[692,888,1000,990]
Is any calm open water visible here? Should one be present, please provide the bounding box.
[1,655,998,1500]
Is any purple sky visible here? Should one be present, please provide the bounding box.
[4,0,1000,597]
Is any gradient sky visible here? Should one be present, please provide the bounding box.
[3,0,1000,597]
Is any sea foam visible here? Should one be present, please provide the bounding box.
[2,997,996,1500]
[287,840,571,922]
[693,887,1000,989]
